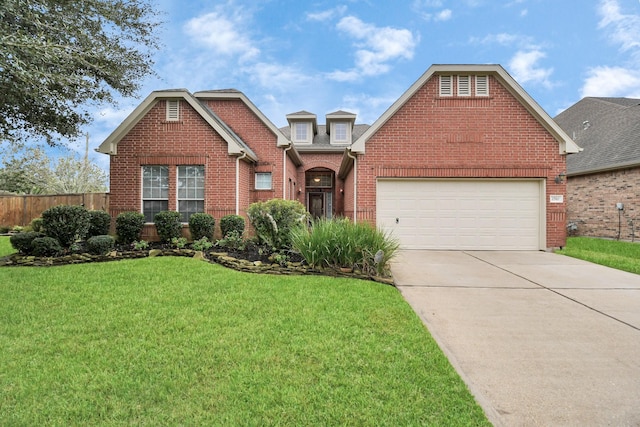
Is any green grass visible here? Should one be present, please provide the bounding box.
[557,237,640,274]
[0,241,489,426]
[0,236,15,257]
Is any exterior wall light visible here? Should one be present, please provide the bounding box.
[554,172,567,184]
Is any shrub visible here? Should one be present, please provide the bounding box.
[0,226,10,234]
[132,240,149,250]
[171,236,188,249]
[87,210,111,238]
[41,205,90,248]
[247,199,308,250]
[30,217,44,233]
[10,231,44,254]
[87,235,115,255]
[154,210,183,243]
[188,213,215,241]
[116,211,146,244]
[216,230,245,251]
[291,217,400,276]
[31,236,63,257]
[192,237,213,251]
[220,214,245,238]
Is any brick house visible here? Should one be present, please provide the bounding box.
[98,64,580,249]
[554,97,640,240]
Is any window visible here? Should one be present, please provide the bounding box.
[177,165,204,222]
[439,75,453,96]
[457,75,471,96]
[306,172,332,188]
[293,122,311,143]
[255,172,272,190]
[476,75,489,96]
[332,122,349,144]
[166,100,180,121]
[142,166,169,222]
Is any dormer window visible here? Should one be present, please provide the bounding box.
[331,122,349,144]
[293,122,312,144]
[166,100,179,121]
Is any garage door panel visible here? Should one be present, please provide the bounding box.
[377,180,542,250]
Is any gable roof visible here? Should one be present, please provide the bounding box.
[554,97,640,175]
[96,89,257,161]
[350,64,581,155]
[194,90,291,148]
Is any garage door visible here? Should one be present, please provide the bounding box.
[377,179,543,250]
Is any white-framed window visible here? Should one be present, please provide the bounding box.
[142,165,169,223]
[457,75,471,96]
[292,122,312,143]
[177,165,204,222]
[255,172,272,190]
[439,75,453,96]
[475,75,489,96]
[331,122,349,144]
[166,100,180,121]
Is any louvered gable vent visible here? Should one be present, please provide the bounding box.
[166,100,180,121]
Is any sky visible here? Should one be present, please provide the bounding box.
[60,0,640,173]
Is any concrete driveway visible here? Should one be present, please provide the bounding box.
[392,250,640,427]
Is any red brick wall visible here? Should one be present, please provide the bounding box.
[567,167,640,241]
[109,99,239,240]
[356,75,568,248]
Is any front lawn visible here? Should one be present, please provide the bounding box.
[557,236,640,275]
[0,244,489,426]
[0,235,14,257]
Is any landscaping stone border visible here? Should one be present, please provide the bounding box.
[0,249,395,286]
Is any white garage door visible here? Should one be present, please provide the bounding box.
[377,179,544,250]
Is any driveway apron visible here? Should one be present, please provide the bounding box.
[392,250,640,427]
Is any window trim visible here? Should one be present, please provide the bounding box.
[166,100,180,121]
[255,172,272,190]
[292,122,312,144]
[330,122,350,145]
[177,165,205,223]
[142,165,169,223]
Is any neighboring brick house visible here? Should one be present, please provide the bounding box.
[99,64,580,249]
[554,97,640,240]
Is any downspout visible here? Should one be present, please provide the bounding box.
[235,151,247,215]
[346,149,357,223]
[283,144,292,199]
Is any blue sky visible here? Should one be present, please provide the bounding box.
[67,0,640,172]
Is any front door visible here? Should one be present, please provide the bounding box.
[309,193,324,218]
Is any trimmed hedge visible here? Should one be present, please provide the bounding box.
[41,205,90,248]
[87,210,111,238]
[87,235,115,255]
[154,211,182,243]
[220,214,245,238]
[10,231,45,254]
[188,213,215,241]
[116,211,146,244]
[31,236,63,257]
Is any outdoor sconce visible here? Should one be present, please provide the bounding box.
[340,188,344,194]
[298,188,302,194]
[554,172,566,184]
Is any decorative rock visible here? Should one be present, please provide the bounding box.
[193,251,205,261]
[148,249,162,257]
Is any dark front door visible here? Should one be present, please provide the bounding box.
[309,193,324,218]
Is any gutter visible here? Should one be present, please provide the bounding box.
[283,145,292,199]
[346,149,357,223]
[236,151,248,215]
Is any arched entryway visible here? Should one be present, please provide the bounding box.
[305,168,335,219]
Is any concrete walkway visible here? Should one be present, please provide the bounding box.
[392,251,640,426]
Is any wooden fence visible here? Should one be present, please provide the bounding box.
[0,193,110,227]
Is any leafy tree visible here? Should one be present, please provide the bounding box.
[0,146,107,194]
[0,0,161,145]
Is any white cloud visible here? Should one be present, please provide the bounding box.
[472,32,526,46]
[508,49,554,88]
[184,10,260,61]
[580,66,640,98]
[307,6,347,22]
[435,9,453,21]
[598,0,640,53]
[247,62,312,91]
[328,16,418,81]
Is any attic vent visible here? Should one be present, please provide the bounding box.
[475,75,489,96]
[439,75,453,97]
[166,100,180,121]
[458,76,471,96]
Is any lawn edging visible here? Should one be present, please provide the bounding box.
[0,249,395,286]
